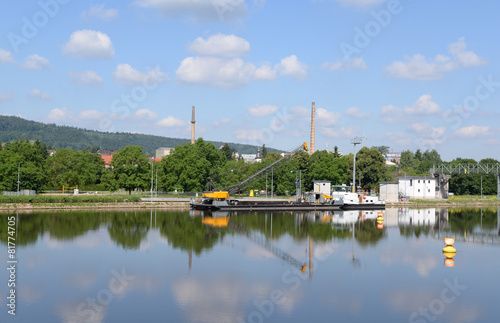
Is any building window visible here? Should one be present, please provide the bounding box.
[428,189,430,193]
[410,179,413,186]
[428,180,431,184]
[418,189,420,192]
[418,180,420,183]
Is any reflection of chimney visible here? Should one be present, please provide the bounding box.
[309,236,313,279]
[191,106,196,144]
[310,102,315,155]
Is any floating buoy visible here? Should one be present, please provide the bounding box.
[377,211,383,217]
[443,237,456,253]
[444,258,455,267]
[377,222,383,229]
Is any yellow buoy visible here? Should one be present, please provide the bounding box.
[443,237,456,253]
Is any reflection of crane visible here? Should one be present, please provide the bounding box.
[203,142,309,199]
[228,221,308,273]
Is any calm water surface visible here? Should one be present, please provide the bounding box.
[1,208,499,323]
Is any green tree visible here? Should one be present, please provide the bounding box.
[262,144,268,158]
[45,149,105,190]
[161,138,225,192]
[220,143,233,161]
[356,147,389,191]
[307,151,349,188]
[0,139,48,191]
[103,145,151,194]
[374,146,389,158]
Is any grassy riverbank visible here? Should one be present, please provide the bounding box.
[0,194,498,211]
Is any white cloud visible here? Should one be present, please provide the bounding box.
[28,89,51,100]
[62,30,115,59]
[407,121,446,138]
[276,55,308,80]
[176,57,258,88]
[235,128,265,141]
[0,49,14,63]
[385,38,486,80]
[322,57,367,71]
[404,94,441,115]
[135,0,247,22]
[317,107,341,125]
[454,125,491,138]
[448,38,487,67]
[344,106,371,118]
[188,34,250,57]
[113,64,169,85]
[380,104,403,124]
[291,105,309,116]
[321,126,359,138]
[157,116,186,127]
[0,92,13,101]
[47,107,73,122]
[247,104,280,117]
[69,71,103,86]
[213,117,231,127]
[81,4,118,21]
[78,110,106,120]
[335,0,387,7]
[254,64,276,80]
[134,109,158,120]
[21,54,50,70]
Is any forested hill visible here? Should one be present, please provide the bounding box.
[0,116,279,155]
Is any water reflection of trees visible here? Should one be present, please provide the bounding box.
[157,211,227,255]
[0,210,391,252]
[354,220,385,246]
[448,208,498,232]
[107,211,150,250]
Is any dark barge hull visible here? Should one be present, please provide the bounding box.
[190,200,385,211]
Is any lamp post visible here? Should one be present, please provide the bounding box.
[291,171,298,202]
[481,175,483,199]
[150,162,154,203]
[351,137,365,193]
[155,166,159,198]
[17,161,23,196]
[299,169,306,200]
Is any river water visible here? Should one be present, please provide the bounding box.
[1,208,499,323]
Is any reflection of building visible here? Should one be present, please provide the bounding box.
[398,208,436,226]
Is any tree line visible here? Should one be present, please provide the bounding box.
[0,139,498,196]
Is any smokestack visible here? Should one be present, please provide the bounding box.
[310,102,315,155]
[191,106,196,144]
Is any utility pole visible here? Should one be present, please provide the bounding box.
[155,166,159,198]
[17,161,23,196]
[150,162,154,203]
[351,137,365,193]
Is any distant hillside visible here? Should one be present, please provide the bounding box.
[0,116,280,155]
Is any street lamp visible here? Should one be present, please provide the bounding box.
[291,170,298,202]
[150,162,154,203]
[351,137,366,193]
[17,161,23,196]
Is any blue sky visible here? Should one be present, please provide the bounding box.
[1,0,499,161]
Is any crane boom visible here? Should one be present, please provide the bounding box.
[225,142,309,195]
[202,142,308,199]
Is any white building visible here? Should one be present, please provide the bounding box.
[379,182,399,202]
[313,181,331,195]
[156,147,173,159]
[399,176,436,199]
